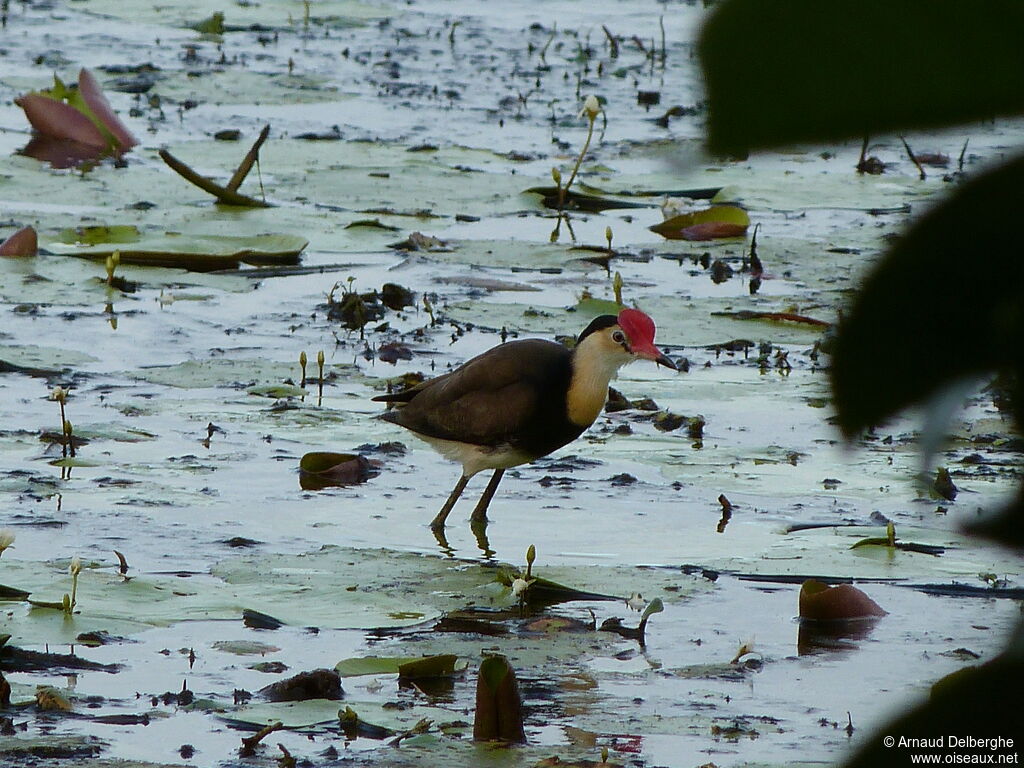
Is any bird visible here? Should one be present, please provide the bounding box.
[372,308,676,533]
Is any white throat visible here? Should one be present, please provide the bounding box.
[566,335,630,427]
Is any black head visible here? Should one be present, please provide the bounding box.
[576,314,619,345]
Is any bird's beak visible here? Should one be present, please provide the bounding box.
[633,341,677,370]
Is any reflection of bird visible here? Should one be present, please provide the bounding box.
[373,309,676,533]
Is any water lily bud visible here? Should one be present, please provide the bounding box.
[511,577,531,599]
[580,94,601,121]
[551,167,562,186]
[69,556,82,576]
[626,592,645,612]
[605,226,613,246]
[0,528,15,555]
[730,637,757,664]
[299,351,307,368]
[63,420,73,436]
[317,350,325,367]
[526,544,536,566]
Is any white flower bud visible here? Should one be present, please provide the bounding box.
[580,94,601,121]
[511,577,531,599]
[626,592,645,612]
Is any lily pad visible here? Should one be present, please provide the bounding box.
[798,579,888,620]
[299,452,377,489]
[649,205,750,240]
[45,233,308,272]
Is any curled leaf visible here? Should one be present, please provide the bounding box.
[16,69,136,152]
[0,226,38,258]
[77,68,137,150]
[299,452,378,490]
[798,580,887,620]
[17,93,109,148]
[473,655,526,743]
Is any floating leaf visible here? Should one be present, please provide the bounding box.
[58,225,141,246]
[798,580,887,621]
[574,295,623,317]
[0,585,31,600]
[494,570,619,607]
[190,11,225,34]
[649,205,749,240]
[46,232,307,272]
[524,185,648,212]
[15,69,136,152]
[397,654,459,681]
[473,655,526,743]
[16,92,109,148]
[248,384,308,399]
[699,0,1024,153]
[77,68,138,150]
[0,226,38,258]
[711,310,830,328]
[335,656,422,678]
[259,668,342,702]
[298,452,377,490]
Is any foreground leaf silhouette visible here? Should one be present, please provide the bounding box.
[699,0,1024,154]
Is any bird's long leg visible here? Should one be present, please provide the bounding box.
[470,469,505,524]
[430,474,470,531]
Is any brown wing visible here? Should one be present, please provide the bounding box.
[375,339,573,449]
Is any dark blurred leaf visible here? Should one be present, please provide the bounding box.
[830,154,1024,437]
[841,647,1024,767]
[699,0,1024,153]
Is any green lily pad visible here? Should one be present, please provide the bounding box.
[649,205,750,240]
[227,698,341,729]
[336,655,424,678]
[247,384,308,399]
[57,225,141,246]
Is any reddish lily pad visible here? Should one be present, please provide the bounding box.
[0,226,38,258]
[16,69,136,152]
[650,205,750,240]
[299,452,378,490]
[798,580,887,621]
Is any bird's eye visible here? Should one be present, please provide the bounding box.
[612,330,626,344]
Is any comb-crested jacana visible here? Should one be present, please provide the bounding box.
[373,308,675,533]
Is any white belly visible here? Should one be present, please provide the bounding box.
[415,434,533,477]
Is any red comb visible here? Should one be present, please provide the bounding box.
[617,308,656,344]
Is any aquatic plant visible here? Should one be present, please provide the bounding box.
[50,386,72,458]
[63,555,82,615]
[0,529,14,558]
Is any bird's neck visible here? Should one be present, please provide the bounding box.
[566,337,623,427]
